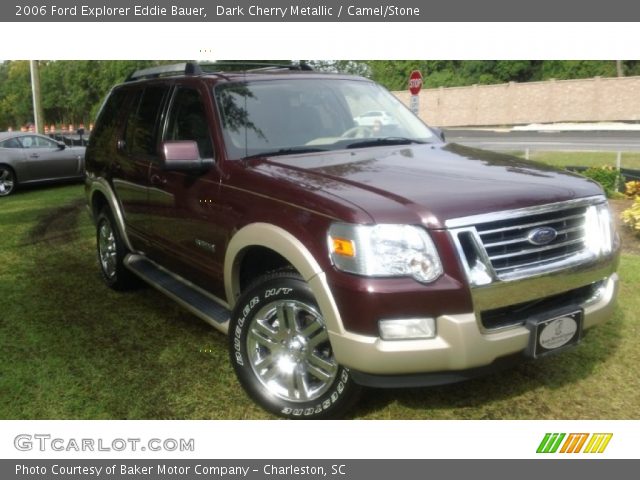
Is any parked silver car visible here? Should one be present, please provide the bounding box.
[0,132,85,196]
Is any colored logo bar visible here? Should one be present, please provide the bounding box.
[537,433,612,454]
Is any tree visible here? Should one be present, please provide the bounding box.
[310,60,371,77]
[2,60,637,131]
[306,60,633,91]
[1,60,167,129]
[537,60,617,80]
[40,60,161,125]
[0,61,33,129]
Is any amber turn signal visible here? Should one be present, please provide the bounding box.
[331,237,356,257]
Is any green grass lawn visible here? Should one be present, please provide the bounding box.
[1,184,638,419]
[510,150,640,170]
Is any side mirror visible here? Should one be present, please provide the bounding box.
[57,141,66,150]
[161,141,211,171]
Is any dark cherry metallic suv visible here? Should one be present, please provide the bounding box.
[85,63,619,418]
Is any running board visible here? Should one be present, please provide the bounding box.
[124,254,230,334]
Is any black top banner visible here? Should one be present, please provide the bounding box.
[5,0,640,22]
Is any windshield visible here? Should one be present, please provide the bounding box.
[213,78,436,159]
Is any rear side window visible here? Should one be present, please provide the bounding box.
[165,87,213,159]
[125,85,168,156]
[0,138,21,148]
[92,88,128,140]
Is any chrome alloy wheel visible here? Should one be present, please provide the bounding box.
[247,300,339,403]
[0,167,15,196]
[98,219,117,279]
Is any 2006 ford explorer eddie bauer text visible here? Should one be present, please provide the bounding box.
[85,63,619,418]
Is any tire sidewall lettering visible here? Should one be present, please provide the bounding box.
[229,274,357,419]
[265,287,292,298]
[234,295,260,367]
[277,369,351,417]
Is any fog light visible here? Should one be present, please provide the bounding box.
[379,318,436,340]
[585,277,614,306]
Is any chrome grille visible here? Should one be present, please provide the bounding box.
[446,196,606,283]
[476,205,587,276]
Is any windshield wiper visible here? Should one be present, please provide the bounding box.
[243,147,329,159]
[346,137,426,149]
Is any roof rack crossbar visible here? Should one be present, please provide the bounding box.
[126,62,203,82]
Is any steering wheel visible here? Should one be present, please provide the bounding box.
[341,126,374,139]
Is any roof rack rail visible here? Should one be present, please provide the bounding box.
[126,62,203,82]
[248,61,313,72]
[198,61,314,73]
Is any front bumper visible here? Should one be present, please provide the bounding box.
[327,271,618,378]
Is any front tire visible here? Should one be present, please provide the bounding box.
[229,271,360,419]
[0,165,16,196]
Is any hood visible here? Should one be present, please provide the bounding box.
[252,143,603,228]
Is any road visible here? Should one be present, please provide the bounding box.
[443,129,640,152]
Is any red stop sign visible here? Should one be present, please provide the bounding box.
[408,70,423,95]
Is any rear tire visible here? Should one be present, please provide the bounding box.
[229,270,361,419]
[96,208,138,290]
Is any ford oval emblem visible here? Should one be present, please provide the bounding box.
[527,226,558,246]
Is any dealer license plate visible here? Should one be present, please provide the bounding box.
[526,310,583,359]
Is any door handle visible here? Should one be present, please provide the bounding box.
[29,154,39,159]
[150,174,167,185]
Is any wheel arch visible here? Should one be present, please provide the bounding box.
[224,223,346,335]
[0,163,17,180]
[87,178,135,252]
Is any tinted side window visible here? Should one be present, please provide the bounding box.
[33,136,58,148]
[20,136,36,148]
[125,85,168,156]
[0,138,21,148]
[165,88,213,159]
[93,88,128,140]
[21,136,57,148]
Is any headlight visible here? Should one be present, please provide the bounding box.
[327,223,443,283]
[584,202,614,256]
